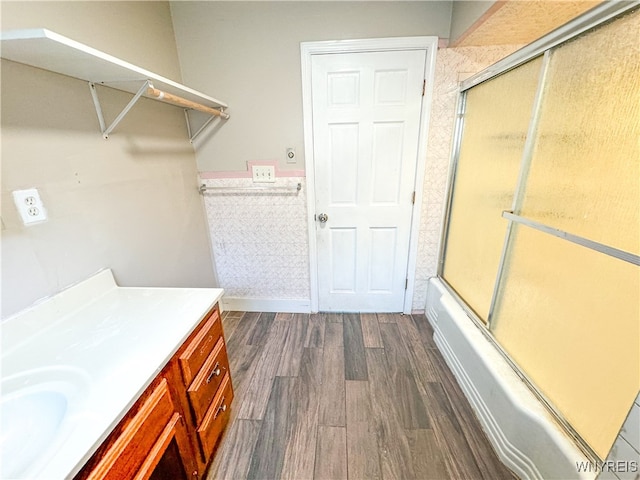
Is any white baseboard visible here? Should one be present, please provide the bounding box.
[220,297,311,313]
[426,278,593,480]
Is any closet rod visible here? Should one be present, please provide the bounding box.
[147,86,230,120]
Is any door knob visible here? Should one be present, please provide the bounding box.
[318,213,328,223]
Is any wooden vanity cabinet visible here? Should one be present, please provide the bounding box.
[75,303,232,480]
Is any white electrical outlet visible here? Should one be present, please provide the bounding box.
[251,165,276,183]
[13,188,48,225]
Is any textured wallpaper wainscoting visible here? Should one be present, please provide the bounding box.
[200,177,310,305]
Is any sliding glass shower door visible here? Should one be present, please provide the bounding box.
[441,58,542,322]
[439,6,639,460]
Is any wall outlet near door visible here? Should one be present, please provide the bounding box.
[251,165,276,183]
[13,188,48,225]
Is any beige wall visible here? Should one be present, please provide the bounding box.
[1,1,183,80]
[1,1,216,318]
[170,1,454,173]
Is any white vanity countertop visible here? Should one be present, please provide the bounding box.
[1,269,224,480]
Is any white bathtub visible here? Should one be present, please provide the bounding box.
[425,277,594,480]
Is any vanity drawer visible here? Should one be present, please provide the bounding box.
[187,337,230,425]
[179,306,222,385]
[197,373,233,459]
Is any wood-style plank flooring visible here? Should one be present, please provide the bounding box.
[207,312,516,480]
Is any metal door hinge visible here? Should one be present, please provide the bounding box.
[422,79,426,96]
[411,191,416,204]
[405,278,409,290]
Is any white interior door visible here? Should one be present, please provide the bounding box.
[311,50,427,312]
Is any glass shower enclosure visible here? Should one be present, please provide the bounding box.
[438,3,639,460]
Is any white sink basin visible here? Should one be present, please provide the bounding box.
[1,367,90,479]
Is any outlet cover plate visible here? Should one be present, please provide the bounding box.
[13,188,47,225]
[251,165,276,183]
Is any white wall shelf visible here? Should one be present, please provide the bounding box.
[0,28,229,141]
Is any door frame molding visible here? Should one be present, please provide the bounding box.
[301,36,438,313]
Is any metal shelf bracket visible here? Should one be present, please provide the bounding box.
[89,80,150,139]
[184,109,223,144]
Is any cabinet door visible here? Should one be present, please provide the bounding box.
[84,379,196,480]
[135,412,197,480]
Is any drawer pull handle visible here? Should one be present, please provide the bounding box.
[206,362,222,384]
[214,398,227,419]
